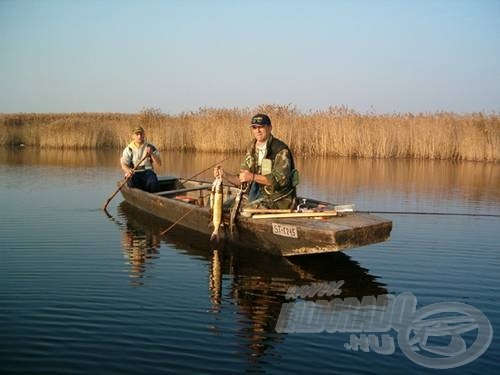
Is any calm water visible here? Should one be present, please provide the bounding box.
[0,148,499,374]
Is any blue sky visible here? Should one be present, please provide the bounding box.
[1,0,499,114]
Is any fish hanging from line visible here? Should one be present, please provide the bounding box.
[210,175,223,242]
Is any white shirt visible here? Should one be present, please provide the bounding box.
[256,141,267,167]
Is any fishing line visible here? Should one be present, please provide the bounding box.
[179,156,230,183]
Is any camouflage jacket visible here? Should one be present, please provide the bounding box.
[241,135,297,209]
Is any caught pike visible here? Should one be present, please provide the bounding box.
[210,176,224,242]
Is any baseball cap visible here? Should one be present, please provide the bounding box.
[250,114,271,127]
[132,126,145,134]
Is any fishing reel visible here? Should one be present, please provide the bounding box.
[241,181,251,194]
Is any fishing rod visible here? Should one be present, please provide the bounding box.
[356,210,500,218]
[306,199,500,218]
[179,156,230,183]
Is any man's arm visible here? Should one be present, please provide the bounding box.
[120,149,134,177]
[238,169,270,185]
[267,149,293,188]
[147,144,162,167]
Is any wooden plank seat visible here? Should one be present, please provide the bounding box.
[155,184,212,197]
[174,195,199,204]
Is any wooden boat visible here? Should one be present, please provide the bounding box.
[119,176,392,257]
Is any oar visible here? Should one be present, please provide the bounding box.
[102,153,149,210]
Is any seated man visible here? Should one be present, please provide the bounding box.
[120,126,162,193]
[216,114,298,210]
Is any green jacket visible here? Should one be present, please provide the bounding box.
[241,135,298,209]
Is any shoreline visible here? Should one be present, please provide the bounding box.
[1,107,498,162]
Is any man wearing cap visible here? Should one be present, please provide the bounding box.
[216,114,298,209]
[120,126,162,193]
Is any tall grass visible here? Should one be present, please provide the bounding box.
[0,105,498,161]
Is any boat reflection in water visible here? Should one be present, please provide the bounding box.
[105,204,162,286]
[120,222,162,286]
[116,201,388,360]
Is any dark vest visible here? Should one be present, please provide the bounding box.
[250,136,295,173]
[266,137,295,171]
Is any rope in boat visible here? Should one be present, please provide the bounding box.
[160,190,216,236]
[160,207,198,236]
[161,156,233,235]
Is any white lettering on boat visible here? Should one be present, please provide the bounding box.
[272,223,298,238]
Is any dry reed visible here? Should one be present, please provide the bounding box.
[0,106,498,161]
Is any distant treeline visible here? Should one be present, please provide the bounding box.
[0,105,498,161]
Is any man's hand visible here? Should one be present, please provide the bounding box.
[125,169,135,179]
[214,166,224,178]
[238,169,254,183]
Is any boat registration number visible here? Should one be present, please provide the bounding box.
[272,223,298,238]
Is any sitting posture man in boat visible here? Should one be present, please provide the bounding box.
[120,126,162,193]
[215,114,298,210]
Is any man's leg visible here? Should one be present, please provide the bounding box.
[128,173,140,188]
[144,170,160,193]
[248,182,261,202]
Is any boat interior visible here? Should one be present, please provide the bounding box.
[153,176,350,215]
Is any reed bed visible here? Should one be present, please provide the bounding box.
[0,106,498,161]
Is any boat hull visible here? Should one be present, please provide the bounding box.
[119,177,392,256]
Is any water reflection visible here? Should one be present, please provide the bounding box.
[0,147,117,167]
[208,248,223,312]
[296,157,500,208]
[105,205,162,286]
[115,201,388,361]
[120,226,161,286]
[2,148,498,206]
[224,249,388,361]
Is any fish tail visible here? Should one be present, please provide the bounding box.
[210,230,219,242]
